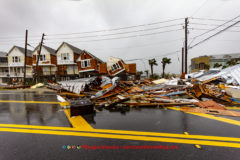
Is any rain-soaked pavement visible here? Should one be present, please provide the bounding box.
[0,89,240,160]
[0,90,71,127]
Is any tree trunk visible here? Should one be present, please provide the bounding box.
[162,63,165,78]
[150,65,153,79]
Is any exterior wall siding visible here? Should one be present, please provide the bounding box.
[108,60,125,76]
[56,44,75,65]
[191,56,210,73]
[125,63,136,74]
[77,52,102,73]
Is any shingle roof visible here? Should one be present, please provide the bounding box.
[83,50,104,63]
[33,44,56,55]
[9,46,33,57]
[209,53,240,59]
[57,42,83,54]
[43,45,56,55]
[0,51,7,57]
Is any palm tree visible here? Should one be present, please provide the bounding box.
[161,57,171,78]
[213,63,222,68]
[226,59,238,67]
[144,70,149,79]
[148,59,158,79]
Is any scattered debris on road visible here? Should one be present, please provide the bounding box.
[2,64,240,117]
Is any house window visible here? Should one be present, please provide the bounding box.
[194,64,198,69]
[61,53,69,60]
[38,55,46,61]
[0,57,7,63]
[12,56,20,63]
[199,63,205,70]
[81,60,91,68]
[111,63,121,71]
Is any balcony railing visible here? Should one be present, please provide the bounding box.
[0,63,8,67]
[36,71,57,76]
[0,72,9,77]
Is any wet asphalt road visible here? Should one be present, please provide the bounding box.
[0,90,71,127]
[0,90,240,160]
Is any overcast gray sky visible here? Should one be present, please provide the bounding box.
[0,0,240,74]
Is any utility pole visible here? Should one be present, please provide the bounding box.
[23,30,28,85]
[182,47,184,74]
[185,17,188,74]
[35,33,45,83]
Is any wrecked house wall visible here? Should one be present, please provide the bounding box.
[99,63,108,74]
[77,51,105,77]
[107,57,125,76]
[125,63,136,74]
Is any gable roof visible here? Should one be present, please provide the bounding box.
[82,50,104,63]
[44,45,56,55]
[0,51,7,57]
[56,42,83,54]
[209,53,240,59]
[8,46,33,57]
[32,44,56,56]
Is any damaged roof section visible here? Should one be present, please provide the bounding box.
[107,57,136,76]
[197,64,240,85]
[58,77,98,94]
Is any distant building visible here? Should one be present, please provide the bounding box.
[191,53,240,73]
[191,56,210,73]
[0,51,8,83]
[209,54,240,68]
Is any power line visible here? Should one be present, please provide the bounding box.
[94,38,185,51]
[0,30,184,46]
[191,0,209,17]
[0,18,183,39]
[0,24,182,43]
[44,28,183,44]
[189,28,240,32]
[47,18,184,37]
[191,17,240,23]
[0,35,42,40]
[0,38,45,43]
[124,50,181,61]
[189,19,240,49]
[190,22,240,28]
[189,15,240,47]
[46,24,183,40]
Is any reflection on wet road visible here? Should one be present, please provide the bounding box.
[0,90,240,160]
[0,90,71,127]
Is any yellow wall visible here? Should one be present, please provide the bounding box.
[8,56,12,63]
[26,67,32,76]
[45,54,51,61]
[20,56,24,62]
[191,56,210,73]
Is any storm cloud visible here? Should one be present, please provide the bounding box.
[0,0,239,74]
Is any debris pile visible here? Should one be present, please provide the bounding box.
[48,64,240,117]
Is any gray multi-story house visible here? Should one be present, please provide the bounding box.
[0,51,9,83]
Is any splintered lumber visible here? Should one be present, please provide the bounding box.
[123,102,193,106]
[194,100,226,110]
[60,92,86,98]
[180,107,240,117]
